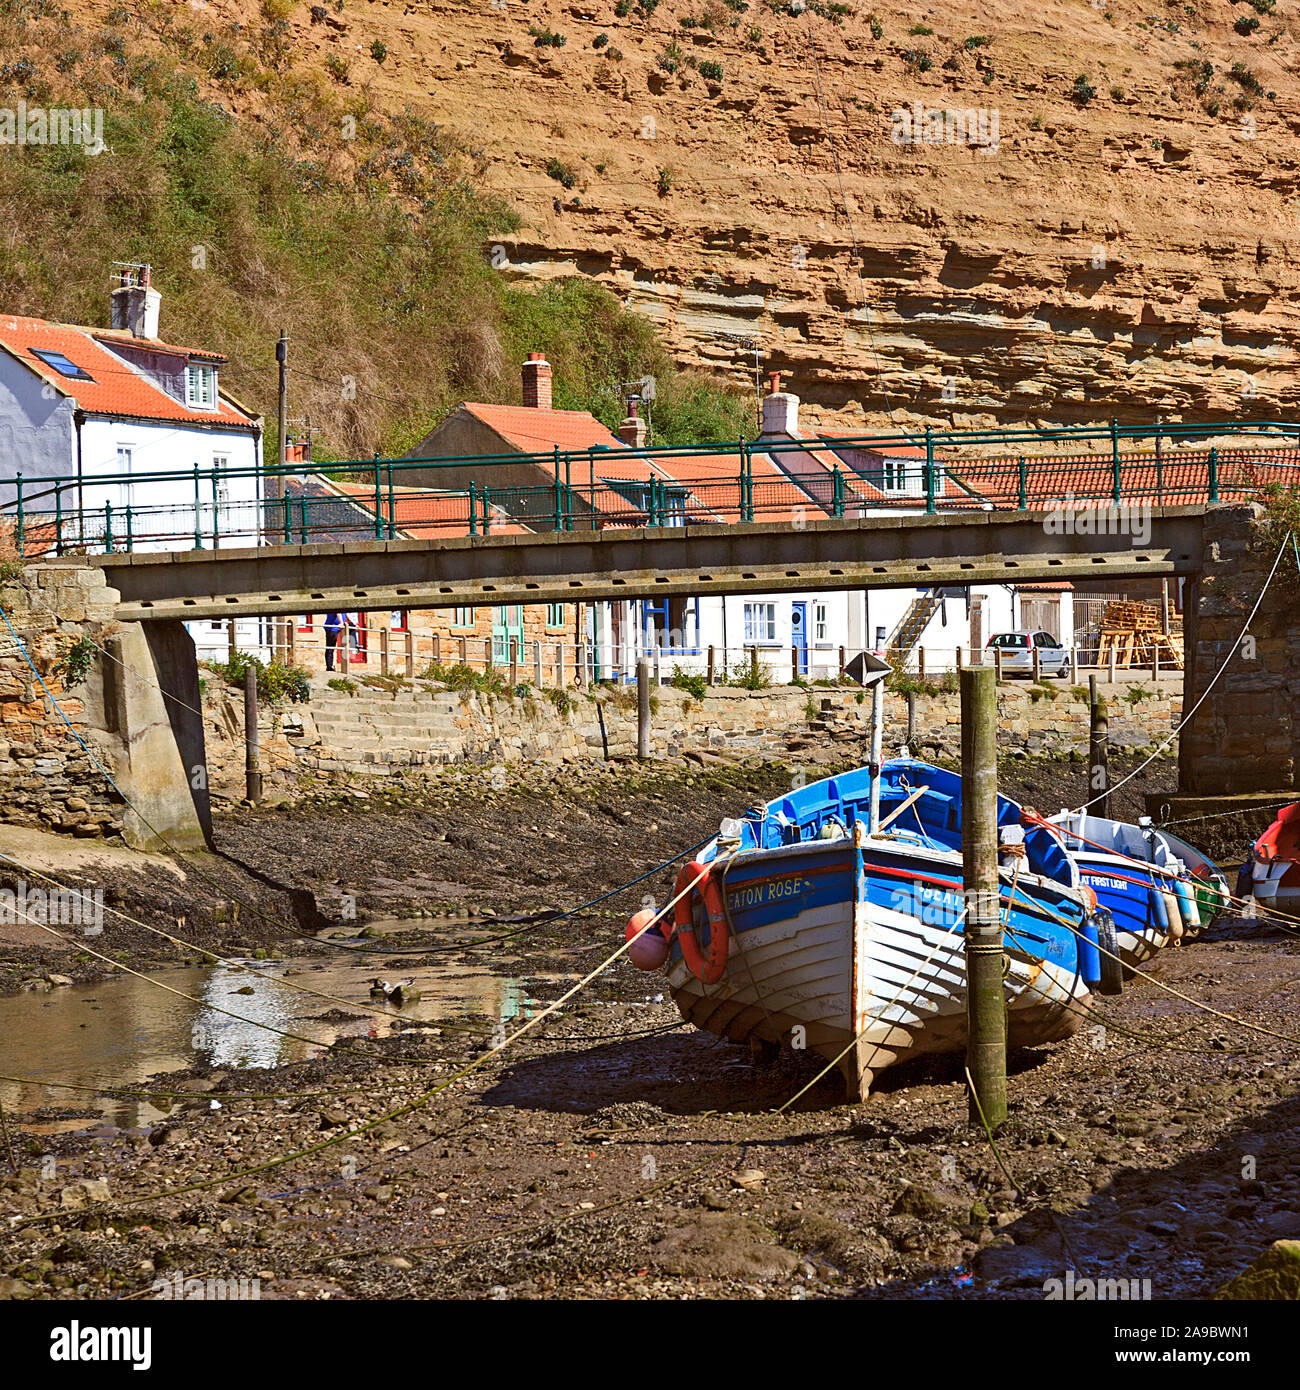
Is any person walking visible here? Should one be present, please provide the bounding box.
[324,611,343,672]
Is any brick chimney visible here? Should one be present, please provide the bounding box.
[617,397,647,449]
[110,263,160,340]
[760,369,799,437]
[521,352,553,410]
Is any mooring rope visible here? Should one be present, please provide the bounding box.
[7,859,721,1229]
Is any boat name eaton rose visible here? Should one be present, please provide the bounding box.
[724,875,997,926]
[726,876,812,910]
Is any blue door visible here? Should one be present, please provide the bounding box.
[791,602,809,676]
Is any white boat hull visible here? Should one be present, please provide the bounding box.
[667,886,1088,1099]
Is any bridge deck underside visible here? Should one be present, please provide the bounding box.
[82,510,1206,620]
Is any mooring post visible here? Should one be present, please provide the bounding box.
[906,690,916,747]
[244,665,262,804]
[1089,674,1109,817]
[960,664,1006,1129]
[637,656,651,759]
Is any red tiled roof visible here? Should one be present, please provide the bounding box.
[941,449,1299,507]
[0,315,256,428]
[815,434,930,459]
[90,325,226,363]
[329,481,531,538]
[462,402,634,460]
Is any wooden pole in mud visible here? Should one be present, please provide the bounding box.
[244,665,262,804]
[961,664,1006,1129]
[637,656,651,759]
[1089,675,1109,817]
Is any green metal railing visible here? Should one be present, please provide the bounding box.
[4,419,1300,558]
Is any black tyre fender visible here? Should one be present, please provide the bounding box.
[1094,908,1123,996]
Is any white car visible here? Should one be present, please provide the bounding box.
[986,630,1070,678]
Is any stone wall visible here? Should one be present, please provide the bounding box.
[0,565,128,838]
[1180,503,1295,795]
[0,566,209,848]
[198,672,1183,801]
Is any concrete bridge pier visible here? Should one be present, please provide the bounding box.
[102,620,213,852]
[1172,503,1298,814]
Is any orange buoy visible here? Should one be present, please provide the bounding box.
[625,908,670,970]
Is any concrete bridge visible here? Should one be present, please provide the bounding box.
[85,507,1208,621]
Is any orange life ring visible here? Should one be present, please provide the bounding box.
[672,860,730,984]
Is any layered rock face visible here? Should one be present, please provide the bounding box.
[144,0,1300,430]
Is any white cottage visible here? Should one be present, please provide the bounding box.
[0,268,263,659]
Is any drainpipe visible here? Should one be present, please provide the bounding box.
[74,409,85,546]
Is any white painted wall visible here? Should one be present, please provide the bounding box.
[74,414,260,553]
[0,353,77,500]
[73,416,266,658]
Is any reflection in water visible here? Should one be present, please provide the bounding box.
[0,946,552,1133]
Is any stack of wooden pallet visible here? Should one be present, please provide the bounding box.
[1095,600,1183,669]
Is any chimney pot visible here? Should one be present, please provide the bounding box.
[110,262,160,339]
[617,407,648,449]
[761,377,799,437]
[521,353,553,410]
[769,370,782,395]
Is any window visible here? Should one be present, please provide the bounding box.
[184,363,217,409]
[297,615,314,633]
[546,602,565,628]
[743,602,777,644]
[989,633,1029,649]
[116,445,133,509]
[212,454,231,520]
[814,603,828,641]
[390,610,408,632]
[451,606,476,629]
[31,348,94,381]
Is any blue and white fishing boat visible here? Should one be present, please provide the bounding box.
[1047,811,1222,969]
[626,759,1112,1101]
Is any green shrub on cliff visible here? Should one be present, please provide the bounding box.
[0,9,750,467]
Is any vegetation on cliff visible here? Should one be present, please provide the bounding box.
[0,0,750,460]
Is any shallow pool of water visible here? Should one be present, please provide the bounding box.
[0,943,549,1133]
